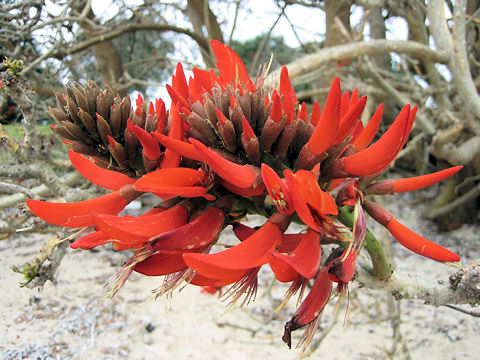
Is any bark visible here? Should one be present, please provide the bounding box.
[71,1,125,94]
[185,0,224,68]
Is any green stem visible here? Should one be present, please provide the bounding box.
[337,206,392,281]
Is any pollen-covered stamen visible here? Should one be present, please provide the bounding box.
[261,164,294,214]
[271,185,288,210]
[105,244,155,297]
[222,267,260,310]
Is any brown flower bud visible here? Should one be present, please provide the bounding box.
[48,107,69,123]
[96,113,112,147]
[191,100,207,119]
[109,103,122,136]
[74,87,89,113]
[62,121,92,144]
[96,92,109,120]
[186,112,217,145]
[78,109,98,138]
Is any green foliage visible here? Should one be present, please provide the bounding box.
[3,124,51,140]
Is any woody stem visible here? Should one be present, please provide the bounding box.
[337,206,392,281]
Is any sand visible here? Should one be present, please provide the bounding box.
[1,209,479,359]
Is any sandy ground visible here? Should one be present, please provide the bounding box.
[1,201,480,360]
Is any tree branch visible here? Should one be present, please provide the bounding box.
[358,262,480,306]
[264,39,451,87]
[428,0,480,119]
[53,23,210,58]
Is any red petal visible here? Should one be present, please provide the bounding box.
[351,104,383,150]
[233,222,302,253]
[134,251,187,276]
[284,170,320,231]
[289,170,338,215]
[386,217,460,262]
[333,96,367,145]
[282,267,332,347]
[134,168,205,191]
[210,40,255,91]
[268,229,320,282]
[151,132,202,161]
[92,204,188,243]
[27,191,128,228]
[161,103,182,168]
[218,178,265,196]
[278,233,304,253]
[68,150,135,191]
[151,207,225,250]
[127,122,161,160]
[392,166,463,193]
[261,164,294,214]
[71,231,111,249]
[173,62,189,100]
[192,68,217,95]
[343,105,411,175]
[307,78,341,154]
[270,92,283,122]
[183,221,281,278]
[279,66,297,104]
[190,138,257,188]
[189,271,247,286]
[166,83,189,109]
[310,101,321,126]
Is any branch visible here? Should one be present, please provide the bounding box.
[423,180,480,219]
[428,0,480,119]
[361,60,436,135]
[0,171,82,210]
[264,40,451,87]
[54,23,210,58]
[358,262,480,306]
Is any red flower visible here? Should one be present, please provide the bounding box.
[28,40,464,351]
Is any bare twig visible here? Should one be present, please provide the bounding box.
[442,304,480,317]
[249,5,285,74]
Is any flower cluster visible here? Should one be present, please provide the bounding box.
[27,41,462,350]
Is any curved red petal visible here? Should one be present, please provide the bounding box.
[151,207,225,250]
[218,178,265,196]
[134,168,205,191]
[151,132,202,161]
[333,96,367,145]
[189,271,247,286]
[268,229,320,281]
[351,104,384,150]
[190,138,257,188]
[392,166,463,193]
[210,40,255,91]
[134,251,187,276]
[279,66,297,104]
[284,170,320,231]
[307,78,341,154]
[70,230,111,249]
[27,191,128,228]
[68,150,135,191]
[183,221,281,278]
[92,204,188,243]
[386,218,460,262]
[343,105,410,175]
[128,123,161,160]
